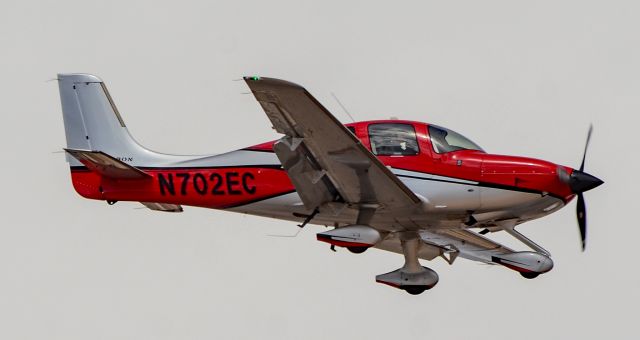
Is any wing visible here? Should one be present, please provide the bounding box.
[244,77,421,216]
[375,229,514,264]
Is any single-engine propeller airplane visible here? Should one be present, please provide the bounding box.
[57,74,603,295]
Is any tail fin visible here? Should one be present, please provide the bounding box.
[58,74,151,166]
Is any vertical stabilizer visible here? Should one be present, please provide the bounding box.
[57,73,151,166]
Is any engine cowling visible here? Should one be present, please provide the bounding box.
[492,252,554,275]
[316,225,381,250]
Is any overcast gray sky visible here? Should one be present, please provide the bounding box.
[0,1,636,339]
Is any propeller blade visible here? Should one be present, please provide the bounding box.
[576,193,587,251]
[579,124,593,172]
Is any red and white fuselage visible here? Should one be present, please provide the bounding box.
[58,73,602,294]
[68,119,575,230]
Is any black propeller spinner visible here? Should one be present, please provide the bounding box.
[564,125,604,251]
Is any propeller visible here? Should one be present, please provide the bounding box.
[560,125,603,251]
[579,125,593,173]
[576,193,587,250]
[576,125,592,251]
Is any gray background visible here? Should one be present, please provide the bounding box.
[0,1,635,339]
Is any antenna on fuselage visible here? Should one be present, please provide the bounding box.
[331,92,356,123]
[266,228,304,238]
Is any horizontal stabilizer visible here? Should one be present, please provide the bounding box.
[140,202,183,213]
[65,149,151,179]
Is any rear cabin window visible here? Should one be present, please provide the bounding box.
[368,124,419,156]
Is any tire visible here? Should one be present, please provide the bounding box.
[347,246,368,254]
[520,272,539,279]
[404,286,427,295]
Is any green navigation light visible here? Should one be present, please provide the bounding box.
[251,76,260,81]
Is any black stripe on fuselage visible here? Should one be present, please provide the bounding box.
[393,168,562,200]
[230,152,547,197]
[222,189,298,209]
[394,173,477,186]
[241,147,276,153]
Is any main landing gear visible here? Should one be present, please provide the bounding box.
[347,246,369,254]
[317,226,438,295]
[520,272,540,279]
[375,237,439,295]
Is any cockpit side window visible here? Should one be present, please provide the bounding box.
[428,125,484,154]
[368,123,419,156]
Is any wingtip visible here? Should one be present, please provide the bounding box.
[57,73,104,83]
[242,76,305,89]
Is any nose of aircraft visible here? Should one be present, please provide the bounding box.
[568,170,604,194]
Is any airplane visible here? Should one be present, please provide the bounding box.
[56,74,603,295]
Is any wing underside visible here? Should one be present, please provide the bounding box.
[376,229,514,264]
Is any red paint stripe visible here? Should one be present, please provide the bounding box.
[316,235,372,248]
[499,262,535,273]
[375,280,401,289]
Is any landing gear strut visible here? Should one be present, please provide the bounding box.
[375,237,439,295]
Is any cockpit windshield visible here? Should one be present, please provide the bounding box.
[428,125,484,154]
